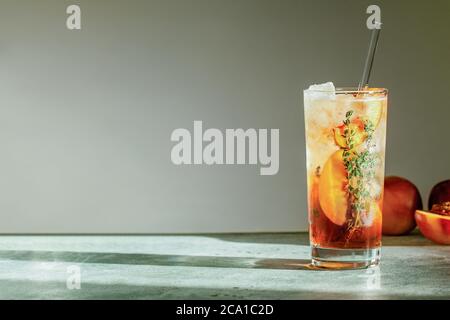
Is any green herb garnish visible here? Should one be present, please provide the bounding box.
[340,111,378,228]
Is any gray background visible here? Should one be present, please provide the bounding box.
[0,0,448,233]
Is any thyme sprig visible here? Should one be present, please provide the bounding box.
[340,110,377,228]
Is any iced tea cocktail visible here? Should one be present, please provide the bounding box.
[304,83,387,269]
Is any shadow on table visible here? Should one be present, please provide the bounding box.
[0,250,324,271]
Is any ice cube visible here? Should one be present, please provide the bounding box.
[305,82,336,100]
[308,82,335,92]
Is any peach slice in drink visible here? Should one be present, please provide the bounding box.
[361,202,382,227]
[318,150,348,226]
[354,99,383,129]
[333,118,367,149]
[332,98,383,149]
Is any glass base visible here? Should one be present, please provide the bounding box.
[311,246,380,270]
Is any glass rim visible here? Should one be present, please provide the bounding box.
[305,87,388,95]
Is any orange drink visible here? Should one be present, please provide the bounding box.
[304,83,388,269]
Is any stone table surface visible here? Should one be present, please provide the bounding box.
[0,232,449,299]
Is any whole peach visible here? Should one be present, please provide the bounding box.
[382,176,423,235]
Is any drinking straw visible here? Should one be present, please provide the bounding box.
[358,22,382,90]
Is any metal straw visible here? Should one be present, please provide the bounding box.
[358,22,382,90]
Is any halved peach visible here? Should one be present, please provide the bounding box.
[415,210,450,245]
[430,202,450,216]
[319,150,348,226]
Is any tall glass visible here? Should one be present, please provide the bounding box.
[304,87,388,269]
